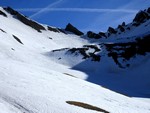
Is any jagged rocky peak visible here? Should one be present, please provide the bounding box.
[3,7,46,32]
[65,23,84,36]
[117,25,125,32]
[121,22,126,26]
[86,27,118,39]
[117,22,126,32]
[107,27,117,34]
[133,7,150,26]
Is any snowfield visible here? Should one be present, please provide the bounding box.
[0,7,150,113]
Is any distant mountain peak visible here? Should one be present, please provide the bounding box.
[65,23,84,36]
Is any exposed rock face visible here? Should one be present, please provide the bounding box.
[58,28,67,34]
[4,7,46,32]
[83,45,101,53]
[87,31,102,39]
[47,26,60,33]
[121,22,126,26]
[133,10,150,26]
[65,23,84,36]
[52,34,150,68]
[105,34,150,68]
[99,32,107,38]
[52,45,101,61]
[0,10,7,17]
[107,27,117,34]
[118,25,125,32]
[87,31,107,39]
[68,45,101,61]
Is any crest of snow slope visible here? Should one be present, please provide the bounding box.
[0,7,150,113]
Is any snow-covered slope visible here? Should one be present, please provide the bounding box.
[0,6,150,113]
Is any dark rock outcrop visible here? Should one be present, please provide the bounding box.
[87,31,102,39]
[0,10,7,17]
[107,27,117,34]
[83,45,101,53]
[52,45,101,62]
[47,26,60,33]
[4,7,46,32]
[12,35,23,45]
[52,48,69,52]
[58,28,67,34]
[65,23,84,36]
[68,45,101,61]
[121,22,126,26]
[147,7,150,13]
[105,34,150,68]
[66,101,109,113]
[0,28,6,33]
[118,25,125,32]
[133,10,150,26]
[99,32,107,38]
[67,45,101,61]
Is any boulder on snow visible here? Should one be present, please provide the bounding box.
[65,23,84,36]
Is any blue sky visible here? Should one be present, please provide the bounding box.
[0,0,150,32]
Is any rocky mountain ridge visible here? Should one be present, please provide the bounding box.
[51,7,150,68]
